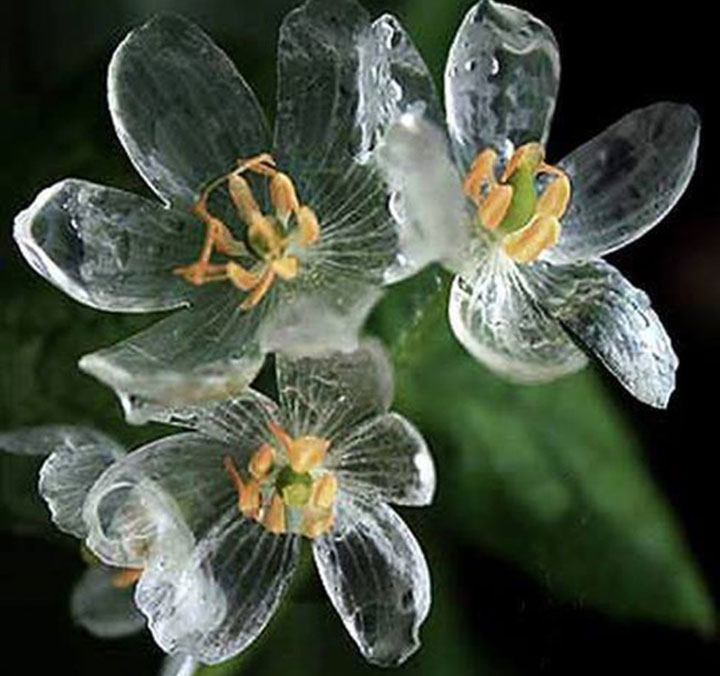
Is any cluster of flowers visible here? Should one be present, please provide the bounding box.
[2,0,699,670]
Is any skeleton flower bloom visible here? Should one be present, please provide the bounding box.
[13,0,429,412]
[375,0,700,407]
[15,344,434,667]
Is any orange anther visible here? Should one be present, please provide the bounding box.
[269,172,300,222]
[263,493,286,534]
[311,473,338,510]
[478,184,514,231]
[295,205,320,246]
[303,511,335,539]
[249,443,275,480]
[228,174,262,224]
[271,255,299,281]
[267,421,294,453]
[463,148,498,205]
[111,568,142,589]
[239,266,276,310]
[536,173,571,220]
[500,142,545,182]
[287,436,330,474]
[502,215,561,263]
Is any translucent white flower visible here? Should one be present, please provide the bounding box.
[374,0,700,408]
[13,0,433,414]
[13,344,434,666]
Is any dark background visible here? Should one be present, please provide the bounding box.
[1,1,718,674]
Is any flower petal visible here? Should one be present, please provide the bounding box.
[357,13,441,155]
[158,654,198,676]
[276,340,394,440]
[374,111,472,280]
[109,14,270,208]
[138,510,300,664]
[550,103,700,262]
[78,286,267,413]
[329,413,435,506]
[313,496,430,666]
[70,565,145,639]
[524,259,678,407]
[448,241,587,383]
[0,425,123,538]
[13,180,203,312]
[445,0,560,171]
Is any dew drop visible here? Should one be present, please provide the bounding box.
[491,57,500,75]
[464,59,476,72]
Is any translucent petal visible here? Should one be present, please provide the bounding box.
[82,432,240,568]
[448,240,587,383]
[313,496,430,666]
[121,390,281,443]
[158,654,198,676]
[357,13,441,156]
[524,259,678,407]
[444,0,560,171]
[374,111,471,280]
[78,286,267,413]
[109,14,270,208]
[276,340,394,440]
[139,510,300,664]
[0,426,123,539]
[549,103,700,262]
[13,180,203,312]
[70,564,145,639]
[329,413,435,506]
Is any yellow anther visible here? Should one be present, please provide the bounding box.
[267,421,293,453]
[303,512,335,539]
[271,255,299,281]
[239,479,262,519]
[247,212,283,257]
[295,205,320,246]
[535,173,571,220]
[478,184,514,231]
[263,493,286,534]
[236,153,276,176]
[287,436,330,473]
[228,174,262,223]
[311,473,338,510]
[249,443,275,480]
[463,148,498,205]
[269,172,300,223]
[502,215,561,263]
[111,568,142,589]
[226,261,262,291]
[501,142,545,182]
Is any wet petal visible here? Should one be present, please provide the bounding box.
[374,111,472,280]
[70,565,145,638]
[139,510,300,664]
[550,103,700,262]
[313,496,430,666]
[445,0,560,171]
[329,413,435,506]
[109,14,269,208]
[448,241,587,383]
[13,180,203,312]
[78,286,267,413]
[357,13,441,155]
[276,340,394,440]
[0,426,124,538]
[525,259,678,408]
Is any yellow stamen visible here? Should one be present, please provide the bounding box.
[228,174,262,223]
[535,173,571,220]
[271,255,299,281]
[303,512,335,539]
[263,493,286,534]
[500,142,545,182]
[269,172,300,223]
[502,215,561,263]
[268,421,294,454]
[249,443,275,480]
[239,479,262,519]
[295,205,320,246]
[311,473,338,510]
[239,267,277,310]
[478,184,514,231]
[111,568,142,589]
[287,436,330,474]
[463,148,499,205]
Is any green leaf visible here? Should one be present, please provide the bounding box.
[370,267,715,635]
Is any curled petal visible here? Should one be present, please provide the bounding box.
[525,259,678,407]
[550,103,700,262]
[374,111,472,280]
[445,0,560,171]
[13,180,202,312]
[276,340,394,440]
[313,496,430,666]
[329,413,435,506]
[109,14,269,208]
[78,286,267,413]
[449,242,587,383]
[70,565,145,639]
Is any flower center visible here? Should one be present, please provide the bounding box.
[174,153,321,309]
[463,143,571,263]
[223,420,337,538]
